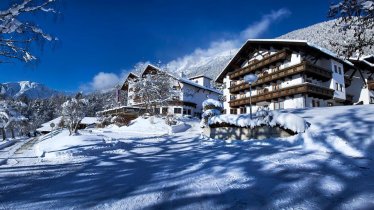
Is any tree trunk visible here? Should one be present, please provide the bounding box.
[1,127,5,141]
[11,128,15,139]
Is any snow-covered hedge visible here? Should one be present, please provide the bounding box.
[208,110,309,134]
[202,99,223,111]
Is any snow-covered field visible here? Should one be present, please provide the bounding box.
[0,105,373,209]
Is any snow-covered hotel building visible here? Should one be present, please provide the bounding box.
[121,64,222,117]
[216,39,374,114]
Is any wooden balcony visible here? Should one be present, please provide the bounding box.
[229,49,291,80]
[368,80,374,90]
[229,61,332,94]
[229,83,334,107]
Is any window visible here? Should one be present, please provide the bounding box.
[312,99,320,107]
[183,109,187,115]
[335,82,339,91]
[172,96,180,100]
[340,84,343,92]
[273,83,280,91]
[187,109,192,115]
[334,65,338,73]
[230,109,237,114]
[174,108,182,114]
[274,100,284,110]
[240,107,246,114]
[338,67,342,75]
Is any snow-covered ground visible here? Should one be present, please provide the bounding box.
[0,105,373,209]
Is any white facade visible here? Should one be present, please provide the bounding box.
[124,66,222,117]
[220,40,358,114]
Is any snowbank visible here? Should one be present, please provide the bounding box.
[34,130,114,160]
[170,122,191,133]
[114,117,171,135]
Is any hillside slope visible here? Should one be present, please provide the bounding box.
[278,19,374,55]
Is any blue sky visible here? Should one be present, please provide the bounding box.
[0,0,333,92]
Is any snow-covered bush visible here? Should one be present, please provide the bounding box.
[201,99,223,128]
[202,99,224,111]
[110,114,136,127]
[165,114,177,126]
[61,94,88,135]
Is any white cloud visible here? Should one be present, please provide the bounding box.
[165,8,291,72]
[81,72,120,92]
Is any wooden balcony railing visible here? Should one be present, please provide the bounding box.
[229,49,291,80]
[229,61,332,94]
[229,83,334,107]
[368,80,374,90]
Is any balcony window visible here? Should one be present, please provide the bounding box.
[335,82,339,91]
[230,109,238,114]
[174,108,182,114]
[274,100,284,110]
[340,84,343,91]
[240,107,246,114]
[334,65,338,73]
[338,67,342,75]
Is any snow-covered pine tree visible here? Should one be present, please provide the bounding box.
[0,0,58,63]
[61,93,87,135]
[328,0,374,58]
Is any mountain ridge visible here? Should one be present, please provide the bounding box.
[0,81,65,99]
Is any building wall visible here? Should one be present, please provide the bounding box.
[330,59,346,100]
[222,47,355,114]
[346,69,373,104]
[190,77,212,88]
[181,82,221,115]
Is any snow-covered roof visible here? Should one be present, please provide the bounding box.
[188,74,213,80]
[141,64,222,94]
[97,105,144,114]
[40,117,62,128]
[36,116,63,132]
[216,39,355,82]
[80,117,99,125]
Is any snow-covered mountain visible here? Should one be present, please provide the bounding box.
[0,81,63,99]
[171,51,235,80]
[278,19,374,55]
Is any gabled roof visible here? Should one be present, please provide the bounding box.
[188,74,213,80]
[139,64,222,94]
[215,39,354,82]
[120,72,139,90]
[349,55,374,71]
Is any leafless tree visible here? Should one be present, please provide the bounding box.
[129,70,178,114]
[0,0,57,63]
[328,0,374,58]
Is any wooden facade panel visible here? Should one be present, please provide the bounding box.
[229,83,334,107]
[229,61,332,94]
[368,80,374,90]
[229,49,292,80]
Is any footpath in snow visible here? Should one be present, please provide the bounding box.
[0,105,373,209]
